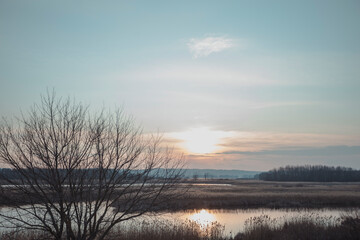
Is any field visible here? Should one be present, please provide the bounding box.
[1,179,360,210]
[1,179,360,239]
[2,212,360,240]
[157,179,360,211]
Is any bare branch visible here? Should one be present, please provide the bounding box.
[0,91,185,240]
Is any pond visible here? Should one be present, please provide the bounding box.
[0,206,356,237]
[136,208,356,237]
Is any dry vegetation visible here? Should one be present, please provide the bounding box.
[1,179,360,239]
[234,211,360,240]
[158,179,360,210]
[1,212,359,240]
[1,179,360,210]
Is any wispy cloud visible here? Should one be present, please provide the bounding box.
[162,130,360,170]
[219,145,360,156]
[187,37,235,58]
[250,101,323,109]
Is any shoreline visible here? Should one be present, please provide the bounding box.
[1,180,360,210]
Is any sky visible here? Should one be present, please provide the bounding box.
[0,0,359,171]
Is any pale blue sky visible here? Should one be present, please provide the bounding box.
[1,0,359,170]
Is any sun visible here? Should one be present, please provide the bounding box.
[171,127,232,154]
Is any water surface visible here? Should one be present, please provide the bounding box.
[0,206,355,237]
[140,208,354,236]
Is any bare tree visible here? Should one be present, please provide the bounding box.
[0,92,184,240]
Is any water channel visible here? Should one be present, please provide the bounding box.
[0,206,357,237]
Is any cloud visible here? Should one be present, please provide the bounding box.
[249,101,323,109]
[219,145,360,156]
[162,130,360,170]
[187,37,235,58]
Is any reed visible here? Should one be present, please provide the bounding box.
[1,212,359,240]
[235,211,360,240]
[160,180,360,210]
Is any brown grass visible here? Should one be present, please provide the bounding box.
[1,212,360,240]
[156,180,360,210]
[2,180,360,239]
[235,211,360,240]
[2,180,360,210]
[0,220,227,240]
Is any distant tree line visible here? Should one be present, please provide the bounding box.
[258,165,360,182]
[0,168,176,183]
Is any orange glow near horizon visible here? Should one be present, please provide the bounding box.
[170,127,233,154]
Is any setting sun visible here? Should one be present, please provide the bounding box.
[170,127,233,154]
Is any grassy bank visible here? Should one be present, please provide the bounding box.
[156,180,360,210]
[1,212,359,240]
[235,212,360,240]
[1,180,360,210]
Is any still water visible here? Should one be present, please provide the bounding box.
[137,208,355,236]
[0,207,355,237]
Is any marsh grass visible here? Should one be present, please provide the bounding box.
[235,211,360,240]
[0,230,50,240]
[105,219,225,240]
[1,180,360,210]
[0,220,227,240]
[160,180,360,210]
[1,180,359,239]
[1,211,359,240]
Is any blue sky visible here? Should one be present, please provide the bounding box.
[1,0,359,170]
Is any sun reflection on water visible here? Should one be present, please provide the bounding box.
[189,209,216,228]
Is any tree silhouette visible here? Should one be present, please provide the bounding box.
[0,91,184,240]
[259,165,360,182]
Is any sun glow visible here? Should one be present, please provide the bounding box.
[170,127,233,154]
[189,209,216,227]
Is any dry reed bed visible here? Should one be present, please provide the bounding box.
[159,180,360,210]
[1,212,359,240]
[1,180,360,210]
